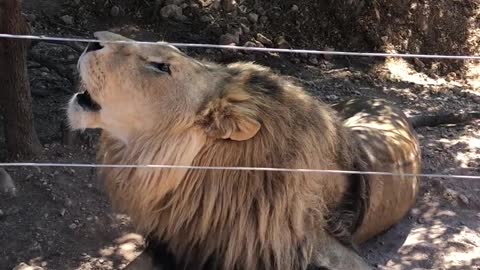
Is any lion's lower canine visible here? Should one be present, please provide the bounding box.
[66,31,421,270]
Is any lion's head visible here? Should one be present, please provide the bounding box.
[67,31,358,270]
[68,31,230,143]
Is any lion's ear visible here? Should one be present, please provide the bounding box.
[225,116,261,141]
[198,96,261,141]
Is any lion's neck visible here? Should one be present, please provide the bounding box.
[98,130,319,270]
[99,128,206,199]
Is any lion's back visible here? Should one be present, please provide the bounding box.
[333,97,422,243]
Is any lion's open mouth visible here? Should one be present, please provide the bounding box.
[76,91,101,111]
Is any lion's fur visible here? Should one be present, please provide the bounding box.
[97,62,359,270]
[67,31,421,270]
[332,98,422,243]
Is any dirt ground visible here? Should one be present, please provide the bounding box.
[1,0,479,269]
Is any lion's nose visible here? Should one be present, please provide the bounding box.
[85,42,104,53]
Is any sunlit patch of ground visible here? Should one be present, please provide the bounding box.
[74,233,144,270]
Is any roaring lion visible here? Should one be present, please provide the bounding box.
[67,31,421,270]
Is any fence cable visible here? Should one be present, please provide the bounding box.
[2,33,480,60]
[1,162,479,180]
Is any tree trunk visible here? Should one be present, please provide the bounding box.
[0,0,41,159]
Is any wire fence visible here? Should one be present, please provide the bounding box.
[0,32,479,180]
[2,33,480,60]
[0,162,480,180]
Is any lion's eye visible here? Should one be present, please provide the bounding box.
[149,62,171,75]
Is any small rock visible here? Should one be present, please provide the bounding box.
[65,198,73,207]
[175,14,188,21]
[23,13,36,22]
[160,4,182,19]
[69,223,78,230]
[197,0,214,7]
[414,58,425,69]
[60,15,74,25]
[323,47,335,61]
[30,241,41,251]
[256,33,273,47]
[458,194,469,205]
[0,169,16,197]
[240,23,250,34]
[110,6,120,17]
[253,40,265,48]
[326,95,339,100]
[275,36,291,49]
[443,188,458,201]
[200,15,213,23]
[189,2,200,9]
[291,4,299,12]
[446,72,457,81]
[165,0,184,5]
[299,53,309,59]
[219,33,239,45]
[13,263,44,270]
[291,57,301,64]
[59,208,66,216]
[208,23,223,36]
[256,7,266,16]
[239,16,249,25]
[248,13,259,23]
[222,0,237,12]
[238,5,247,14]
[259,15,268,24]
[473,95,480,104]
[229,26,243,37]
[244,41,257,47]
[308,57,319,65]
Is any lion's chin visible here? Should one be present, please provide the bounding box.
[67,92,101,131]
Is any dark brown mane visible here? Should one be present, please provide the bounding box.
[98,62,361,270]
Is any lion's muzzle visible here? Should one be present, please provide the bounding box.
[74,90,101,112]
[66,91,102,131]
[85,42,104,53]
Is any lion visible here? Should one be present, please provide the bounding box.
[66,31,421,270]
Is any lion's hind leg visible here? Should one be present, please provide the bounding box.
[311,233,372,270]
[123,238,176,270]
